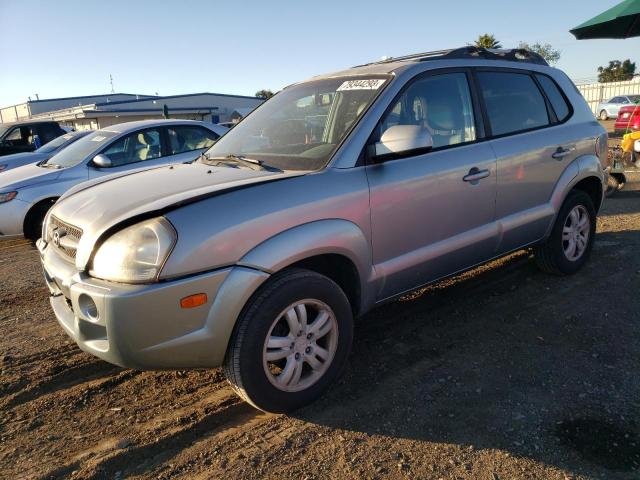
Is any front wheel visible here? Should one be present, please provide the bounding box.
[224,269,353,413]
[534,190,597,275]
[599,110,609,121]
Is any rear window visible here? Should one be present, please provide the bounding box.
[477,71,549,137]
[535,74,571,122]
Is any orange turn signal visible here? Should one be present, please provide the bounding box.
[180,293,208,309]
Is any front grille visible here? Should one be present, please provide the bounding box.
[48,215,83,260]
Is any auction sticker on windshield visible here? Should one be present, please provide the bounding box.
[337,79,386,91]
[91,136,108,142]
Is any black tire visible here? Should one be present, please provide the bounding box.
[605,174,620,197]
[534,190,597,275]
[224,268,353,413]
[599,110,609,121]
[23,200,55,241]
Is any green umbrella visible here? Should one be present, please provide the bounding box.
[571,0,640,39]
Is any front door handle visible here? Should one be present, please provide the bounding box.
[552,146,576,160]
[463,167,490,184]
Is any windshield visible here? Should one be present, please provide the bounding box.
[46,131,117,168]
[36,132,78,153]
[204,76,390,171]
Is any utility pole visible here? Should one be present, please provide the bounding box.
[109,74,115,94]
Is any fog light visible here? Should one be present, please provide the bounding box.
[78,294,99,321]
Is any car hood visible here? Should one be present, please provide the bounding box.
[0,152,49,172]
[0,162,61,191]
[50,162,306,269]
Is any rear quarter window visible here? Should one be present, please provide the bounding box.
[535,74,571,122]
[477,71,549,137]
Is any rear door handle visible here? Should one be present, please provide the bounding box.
[463,167,490,184]
[552,146,576,160]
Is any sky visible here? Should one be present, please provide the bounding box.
[1,0,639,107]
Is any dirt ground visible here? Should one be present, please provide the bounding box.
[1,173,639,480]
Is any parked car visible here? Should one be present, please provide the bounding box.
[614,104,640,134]
[597,94,640,120]
[0,130,90,173]
[38,47,607,413]
[0,120,67,156]
[0,119,227,239]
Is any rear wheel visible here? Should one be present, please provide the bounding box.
[599,110,609,121]
[224,269,353,413]
[534,190,596,275]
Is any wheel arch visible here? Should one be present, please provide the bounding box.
[238,219,374,316]
[23,196,58,238]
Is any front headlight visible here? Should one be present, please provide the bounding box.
[90,217,177,283]
[0,191,17,203]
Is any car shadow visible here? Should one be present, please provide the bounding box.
[293,230,640,477]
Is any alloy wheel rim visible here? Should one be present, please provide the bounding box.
[262,299,338,393]
[562,205,591,262]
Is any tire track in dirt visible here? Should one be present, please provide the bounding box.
[3,360,121,409]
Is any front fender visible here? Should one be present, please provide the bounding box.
[239,219,375,310]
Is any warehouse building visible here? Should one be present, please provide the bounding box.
[0,92,263,130]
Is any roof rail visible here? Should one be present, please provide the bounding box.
[356,46,549,67]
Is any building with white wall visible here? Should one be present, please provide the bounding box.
[0,92,263,130]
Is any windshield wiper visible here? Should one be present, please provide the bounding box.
[202,154,281,172]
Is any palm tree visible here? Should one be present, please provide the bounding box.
[474,34,502,49]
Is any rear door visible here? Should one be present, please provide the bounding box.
[366,69,498,300]
[476,69,577,253]
[165,125,220,162]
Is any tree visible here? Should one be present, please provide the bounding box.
[518,41,561,65]
[597,60,636,83]
[474,34,502,49]
[255,89,275,99]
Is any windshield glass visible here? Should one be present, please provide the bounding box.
[204,76,390,171]
[36,133,77,153]
[46,131,117,168]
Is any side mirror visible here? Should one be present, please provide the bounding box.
[373,125,433,160]
[92,154,112,168]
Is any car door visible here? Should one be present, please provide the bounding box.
[366,70,498,300]
[476,69,578,254]
[88,127,169,179]
[165,125,220,162]
[610,97,623,117]
[0,126,36,155]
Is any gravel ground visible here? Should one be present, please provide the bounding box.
[1,174,639,480]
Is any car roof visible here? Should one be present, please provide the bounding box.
[99,119,213,134]
[302,46,552,82]
[0,119,60,127]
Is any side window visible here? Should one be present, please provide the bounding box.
[101,129,161,167]
[477,71,549,136]
[38,124,61,143]
[167,126,219,155]
[535,74,571,122]
[378,72,477,149]
[4,126,33,146]
[610,97,622,104]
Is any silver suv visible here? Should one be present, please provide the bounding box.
[38,48,608,412]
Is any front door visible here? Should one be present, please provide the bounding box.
[366,70,498,301]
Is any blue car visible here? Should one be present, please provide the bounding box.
[0,130,90,173]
